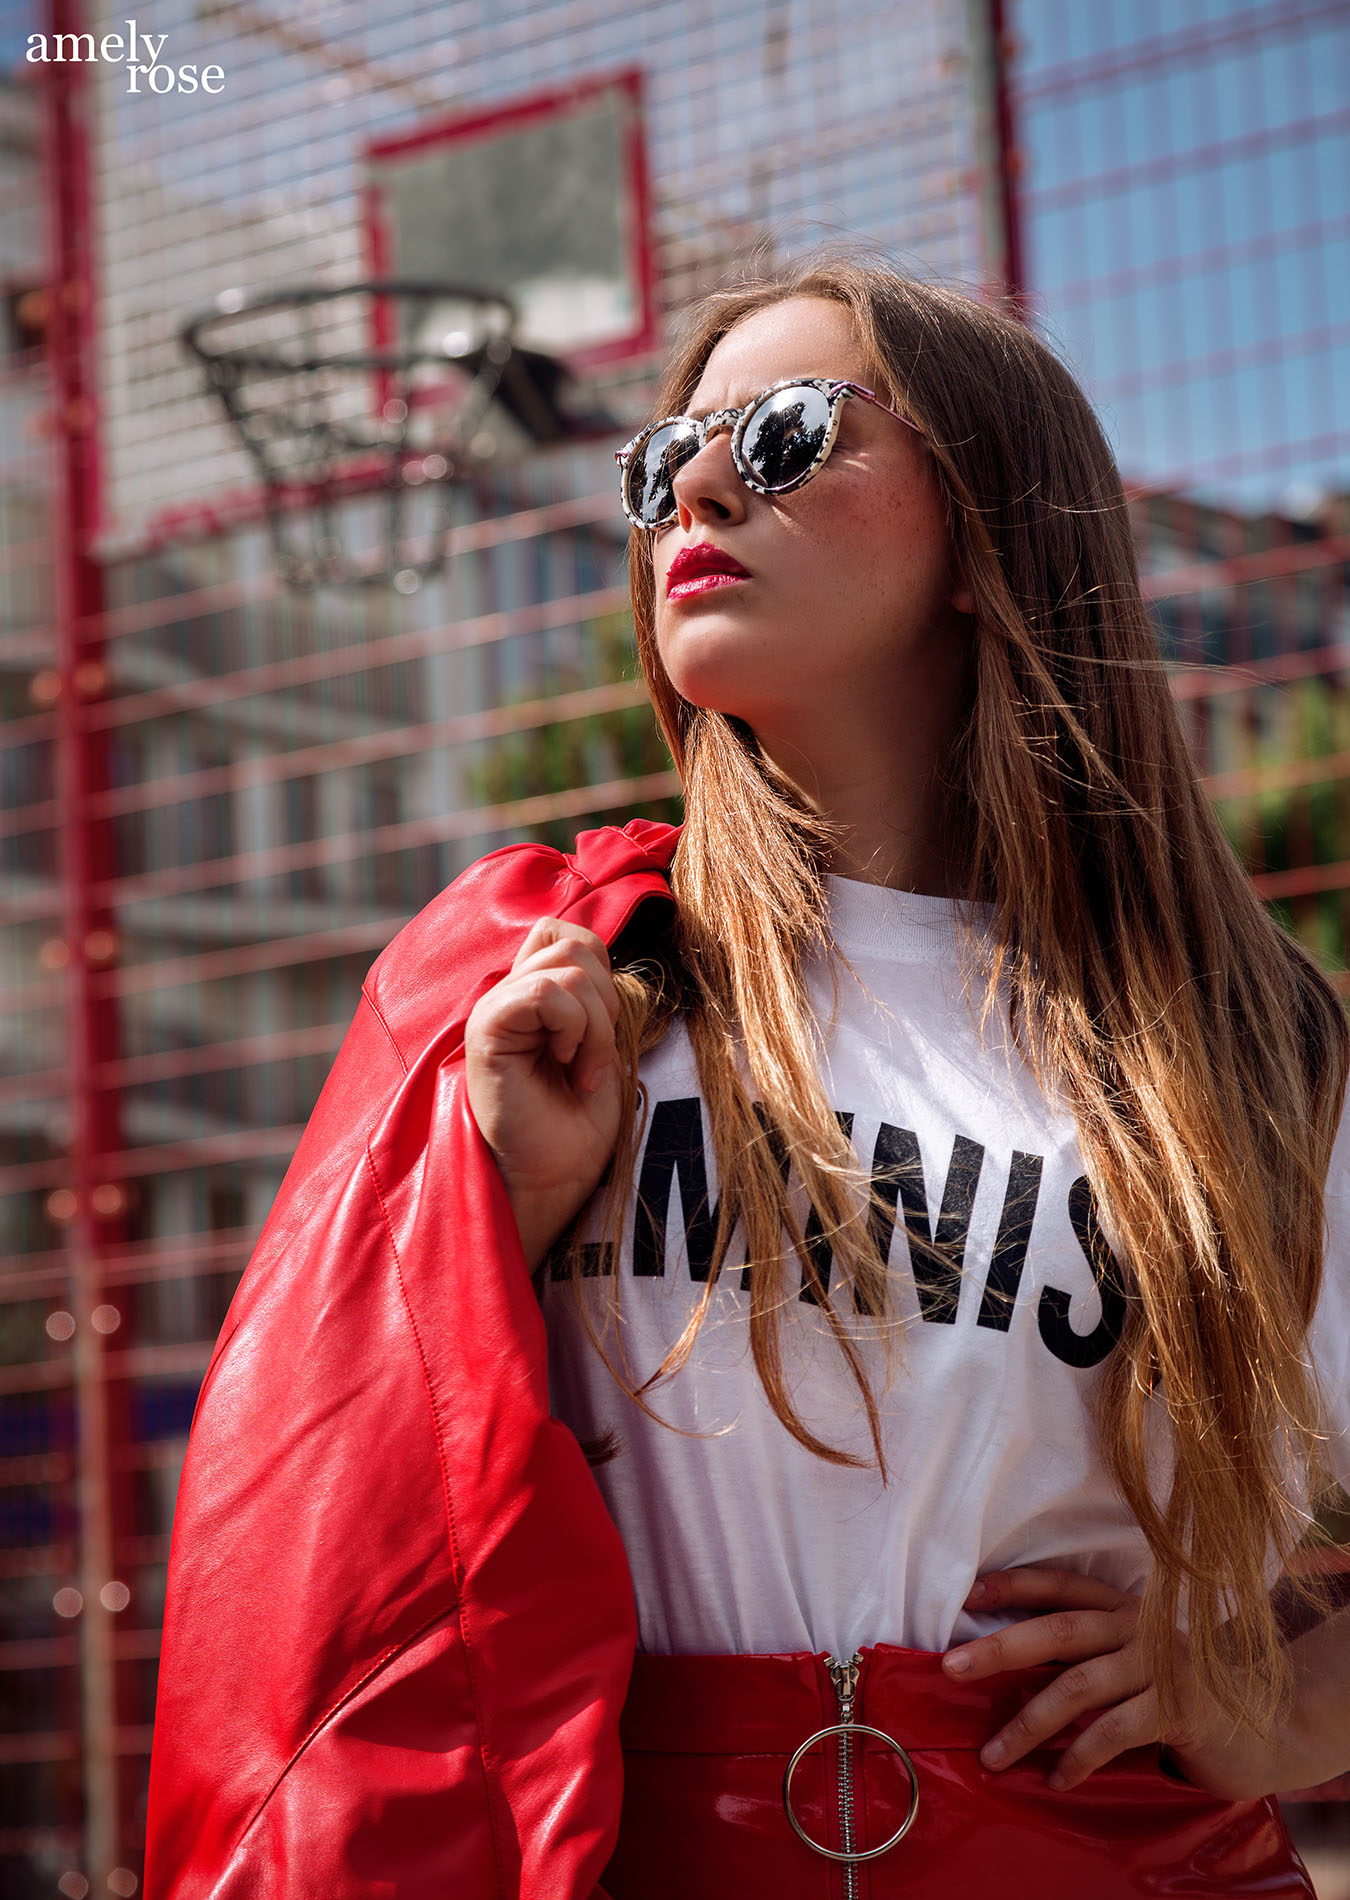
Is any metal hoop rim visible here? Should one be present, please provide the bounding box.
[181,280,520,376]
[781,1721,920,1863]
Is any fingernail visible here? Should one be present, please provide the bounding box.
[982,1739,1006,1769]
[1047,1769,1068,1791]
[943,1649,971,1676]
[966,1580,988,1604]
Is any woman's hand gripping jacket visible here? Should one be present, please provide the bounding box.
[143,820,681,1899]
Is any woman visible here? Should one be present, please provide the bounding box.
[145,257,1349,1899]
[464,258,1350,1892]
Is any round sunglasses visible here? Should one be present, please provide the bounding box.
[615,376,922,531]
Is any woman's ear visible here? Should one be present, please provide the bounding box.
[952,583,976,616]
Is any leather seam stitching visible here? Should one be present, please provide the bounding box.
[363,1134,511,1898]
[360,981,410,1076]
[231,1601,456,1849]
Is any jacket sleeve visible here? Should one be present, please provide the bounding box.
[144,844,641,1899]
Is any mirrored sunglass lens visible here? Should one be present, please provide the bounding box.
[741,384,833,488]
[626,419,700,524]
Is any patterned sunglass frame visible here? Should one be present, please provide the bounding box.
[614,376,924,531]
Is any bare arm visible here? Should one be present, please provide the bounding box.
[1270,1602,1350,1794]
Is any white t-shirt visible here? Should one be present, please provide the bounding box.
[540,877,1350,1658]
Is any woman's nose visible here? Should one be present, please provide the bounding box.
[670,427,748,530]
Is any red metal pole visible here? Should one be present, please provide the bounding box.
[43,1,134,1883]
[965,0,1027,318]
[988,0,1027,318]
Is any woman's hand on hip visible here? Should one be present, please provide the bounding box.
[465,916,625,1268]
[940,1567,1285,1798]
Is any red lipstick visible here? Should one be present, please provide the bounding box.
[666,541,751,601]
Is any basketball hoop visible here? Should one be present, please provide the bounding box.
[182,281,522,591]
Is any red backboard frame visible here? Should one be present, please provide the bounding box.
[363,66,660,377]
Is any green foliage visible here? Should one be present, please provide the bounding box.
[1211,674,1350,974]
[467,610,682,851]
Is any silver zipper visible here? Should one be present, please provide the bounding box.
[826,1651,863,1900]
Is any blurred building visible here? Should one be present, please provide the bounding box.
[1010,2,1350,998]
[0,0,1347,1892]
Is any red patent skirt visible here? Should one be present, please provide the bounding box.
[602,1646,1314,1899]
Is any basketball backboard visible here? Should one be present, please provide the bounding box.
[365,67,659,378]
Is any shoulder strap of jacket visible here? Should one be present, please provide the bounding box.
[365,818,679,1071]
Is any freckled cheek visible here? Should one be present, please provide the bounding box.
[794,487,916,591]
[816,469,954,577]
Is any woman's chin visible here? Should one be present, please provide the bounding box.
[657,633,778,718]
[660,666,759,722]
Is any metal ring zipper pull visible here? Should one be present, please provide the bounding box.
[781,1652,920,1877]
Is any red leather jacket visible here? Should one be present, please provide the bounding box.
[144,819,681,1899]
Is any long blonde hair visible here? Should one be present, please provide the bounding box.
[561,250,1347,1730]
